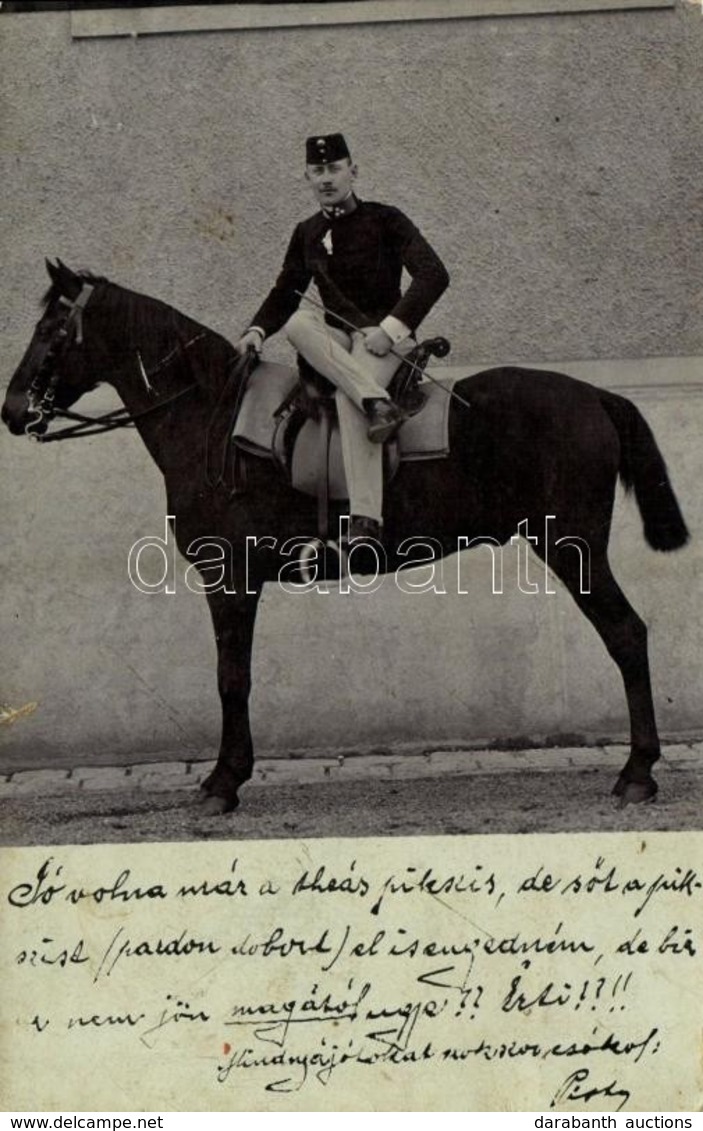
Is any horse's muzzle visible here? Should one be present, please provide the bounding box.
[2,394,33,435]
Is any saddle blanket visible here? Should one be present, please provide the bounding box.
[232,361,460,500]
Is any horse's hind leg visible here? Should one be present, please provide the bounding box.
[543,547,660,805]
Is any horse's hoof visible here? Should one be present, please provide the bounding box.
[200,793,239,816]
[612,775,626,798]
[612,778,657,808]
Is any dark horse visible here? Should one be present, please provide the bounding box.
[2,261,689,813]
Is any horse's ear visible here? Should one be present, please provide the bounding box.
[45,257,80,297]
[45,258,61,284]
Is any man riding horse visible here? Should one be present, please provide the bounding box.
[235,133,450,546]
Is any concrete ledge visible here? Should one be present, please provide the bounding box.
[1,742,699,799]
[428,355,703,395]
[69,1,675,39]
[1,768,73,796]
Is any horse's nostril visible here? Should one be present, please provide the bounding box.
[2,398,26,433]
[2,412,25,436]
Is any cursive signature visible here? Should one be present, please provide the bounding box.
[551,1067,631,1111]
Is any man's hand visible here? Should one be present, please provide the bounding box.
[363,326,393,357]
[235,328,264,356]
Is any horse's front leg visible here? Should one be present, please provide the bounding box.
[200,589,262,814]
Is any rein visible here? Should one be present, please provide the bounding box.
[204,346,258,494]
[41,382,199,443]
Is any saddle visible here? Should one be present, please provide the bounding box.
[208,338,461,543]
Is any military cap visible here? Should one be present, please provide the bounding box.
[305,133,351,164]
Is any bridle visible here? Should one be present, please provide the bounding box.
[24,279,201,443]
[24,280,95,438]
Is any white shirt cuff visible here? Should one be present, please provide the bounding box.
[246,326,265,340]
[380,315,411,345]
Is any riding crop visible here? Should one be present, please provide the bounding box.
[293,290,474,413]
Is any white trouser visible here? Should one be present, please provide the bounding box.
[285,308,411,523]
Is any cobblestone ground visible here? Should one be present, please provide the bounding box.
[1,743,701,844]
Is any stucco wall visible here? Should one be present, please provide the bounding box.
[1,4,702,364]
[1,3,701,766]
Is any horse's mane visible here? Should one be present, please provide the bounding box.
[41,270,237,390]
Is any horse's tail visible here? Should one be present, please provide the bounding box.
[599,390,689,552]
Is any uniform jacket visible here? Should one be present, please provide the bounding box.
[250,199,449,338]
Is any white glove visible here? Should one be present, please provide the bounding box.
[235,328,264,356]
